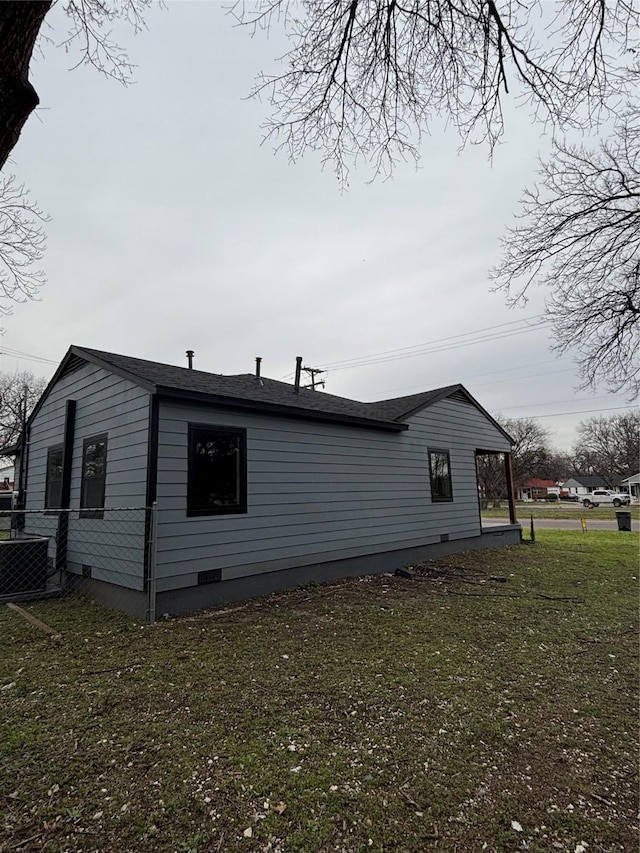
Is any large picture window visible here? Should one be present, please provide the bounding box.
[188,425,247,516]
[429,449,453,502]
[45,445,64,510]
[80,434,108,518]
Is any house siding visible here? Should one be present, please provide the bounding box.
[154,396,511,591]
[24,363,150,590]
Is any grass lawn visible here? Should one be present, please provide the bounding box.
[1,530,638,853]
[482,503,640,521]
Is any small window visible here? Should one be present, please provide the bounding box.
[80,434,108,518]
[188,425,247,516]
[429,449,453,502]
[45,445,64,509]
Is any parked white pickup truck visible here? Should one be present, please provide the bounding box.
[582,490,631,508]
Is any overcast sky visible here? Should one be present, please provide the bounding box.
[2,1,635,451]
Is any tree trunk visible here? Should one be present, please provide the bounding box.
[0,1,52,170]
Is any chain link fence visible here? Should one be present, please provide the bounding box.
[0,506,157,622]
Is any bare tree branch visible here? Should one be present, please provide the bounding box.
[57,0,153,83]
[0,0,154,171]
[0,176,49,312]
[491,108,640,396]
[231,0,639,182]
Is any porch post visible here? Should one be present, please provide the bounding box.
[504,452,517,525]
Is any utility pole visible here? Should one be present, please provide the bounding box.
[301,366,326,391]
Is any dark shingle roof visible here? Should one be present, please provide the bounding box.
[566,474,608,487]
[76,347,406,428]
[42,346,510,439]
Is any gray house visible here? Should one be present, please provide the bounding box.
[19,346,519,617]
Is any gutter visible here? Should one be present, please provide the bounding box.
[154,387,409,433]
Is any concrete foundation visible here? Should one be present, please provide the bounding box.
[63,525,521,620]
[157,525,522,617]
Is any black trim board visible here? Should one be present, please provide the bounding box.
[143,394,159,591]
[145,394,160,506]
[55,400,76,572]
[59,401,76,510]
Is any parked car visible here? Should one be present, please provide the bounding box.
[582,490,631,508]
[559,493,580,502]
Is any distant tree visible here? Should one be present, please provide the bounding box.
[475,451,507,505]
[0,369,46,451]
[574,411,640,485]
[475,415,552,506]
[534,449,574,484]
[501,417,552,485]
[492,107,640,396]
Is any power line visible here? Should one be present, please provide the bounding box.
[509,405,635,420]
[281,316,551,380]
[320,315,547,369]
[0,346,58,366]
[500,394,627,412]
[366,359,574,398]
[326,325,552,373]
[471,367,576,388]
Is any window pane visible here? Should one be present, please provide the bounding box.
[429,450,452,501]
[45,446,63,509]
[188,427,247,515]
[83,440,106,479]
[81,436,107,511]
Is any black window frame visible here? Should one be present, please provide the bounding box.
[428,449,453,502]
[80,433,108,519]
[187,424,248,517]
[44,444,64,511]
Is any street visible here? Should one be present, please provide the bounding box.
[483,517,640,532]
[522,517,640,532]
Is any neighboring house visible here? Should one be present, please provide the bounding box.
[562,475,609,495]
[516,478,558,501]
[0,463,14,490]
[620,473,640,501]
[17,346,520,617]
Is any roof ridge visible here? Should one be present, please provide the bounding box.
[365,383,461,406]
[78,346,224,379]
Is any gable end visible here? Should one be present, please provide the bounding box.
[447,389,475,406]
[57,353,86,381]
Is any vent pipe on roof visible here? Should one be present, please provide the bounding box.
[294,356,303,394]
[186,350,194,369]
[255,357,262,379]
